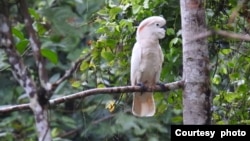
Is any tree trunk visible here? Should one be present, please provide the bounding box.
[0,1,52,140]
[180,0,211,124]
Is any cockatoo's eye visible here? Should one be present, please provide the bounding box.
[156,23,159,27]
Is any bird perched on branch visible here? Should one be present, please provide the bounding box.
[130,16,166,117]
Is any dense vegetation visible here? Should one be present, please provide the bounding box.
[0,0,249,140]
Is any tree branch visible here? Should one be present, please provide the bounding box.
[190,29,250,42]
[51,53,91,90]
[215,30,250,41]
[19,0,50,91]
[0,80,184,113]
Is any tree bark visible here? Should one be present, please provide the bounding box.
[180,0,211,124]
[0,1,52,140]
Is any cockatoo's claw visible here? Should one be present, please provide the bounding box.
[136,82,147,94]
[156,82,167,91]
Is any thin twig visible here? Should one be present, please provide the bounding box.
[52,53,91,90]
[91,109,130,125]
[91,114,116,124]
[58,128,80,138]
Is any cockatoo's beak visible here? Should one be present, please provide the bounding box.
[161,25,167,30]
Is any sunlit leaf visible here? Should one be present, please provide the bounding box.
[97,83,105,88]
[101,50,115,62]
[71,80,81,88]
[169,37,180,47]
[221,67,227,74]
[51,128,60,137]
[221,49,231,55]
[212,74,221,85]
[132,5,142,14]
[80,61,89,71]
[224,93,239,103]
[109,7,122,19]
[29,8,40,20]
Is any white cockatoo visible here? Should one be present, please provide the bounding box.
[130,16,166,117]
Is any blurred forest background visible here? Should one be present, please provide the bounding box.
[0,0,250,140]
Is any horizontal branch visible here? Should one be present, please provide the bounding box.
[0,80,184,113]
[190,29,250,42]
[215,30,250,41]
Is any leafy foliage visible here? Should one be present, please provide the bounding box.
[0,0,250,140]
[206,0,250,124]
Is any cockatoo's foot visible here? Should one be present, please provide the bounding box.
[136,82,147,95]
[156,82,167,91]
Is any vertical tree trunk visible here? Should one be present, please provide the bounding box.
[0,1,52,140]
[180,0,211,124]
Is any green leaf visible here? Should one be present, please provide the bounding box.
[224,93,239,103]
[97,83,106,88]
[237,84,247,92]
[51,128,60,137]
[171,116,183,123]
[167,28,175,35]
[221,66,227,74]
[80,61,89,71]
[41,48,58,64]
[228,61,235,68]
[229,73,240,80]
[71,81,81,88]
[212,74,221,85]
[169,37,180,48]
[16,39,29,54]
[35,22,46,36]
[132,5,142,14]
[106,39,117,48]
[221,49,231,55]
[240,120,250,124]
[61,116,77,128]
[109,7,122,19]
[101,50,115,62]
[216,120,226,125]
[29,8,40,20]
[12,28,24,40]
